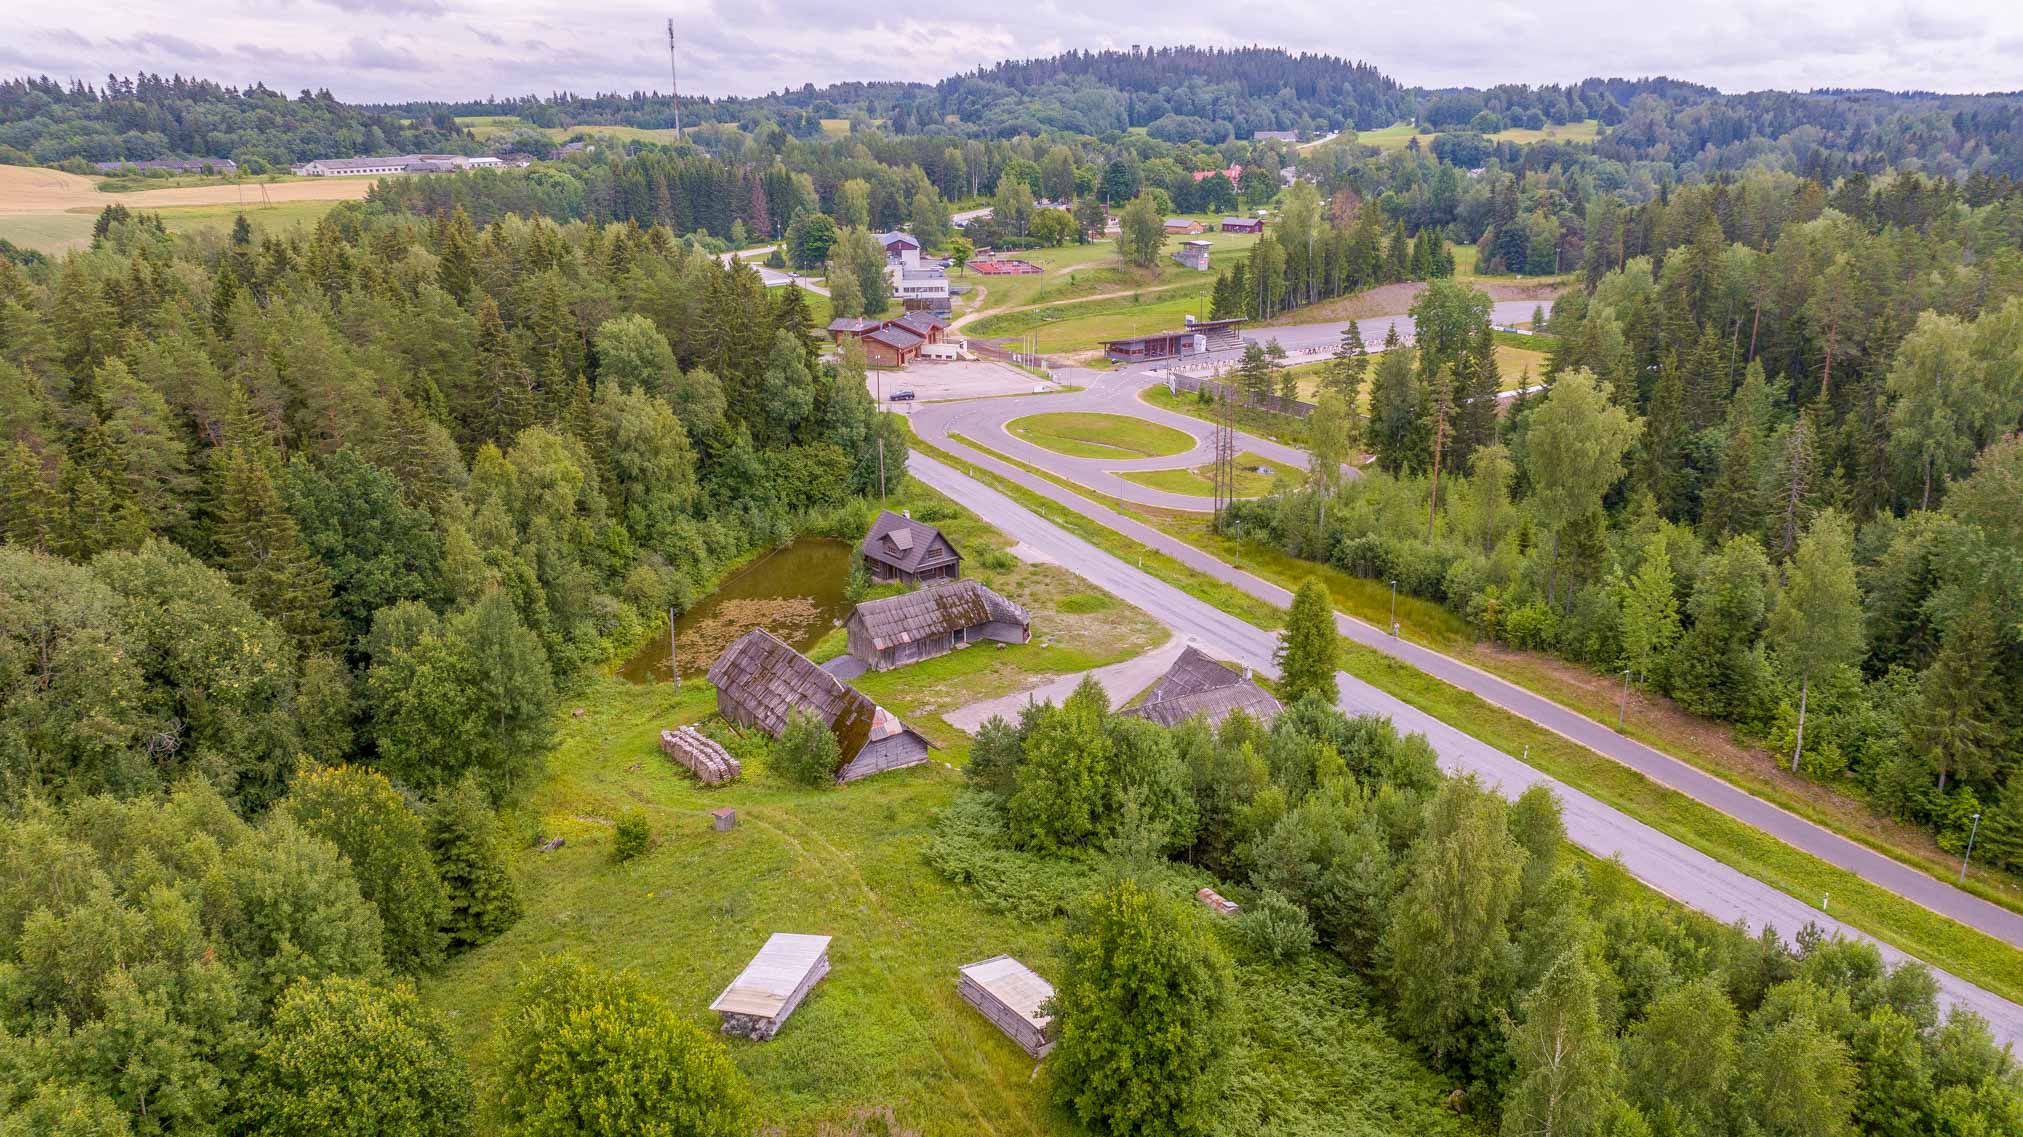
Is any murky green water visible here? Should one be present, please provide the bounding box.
[616,537,854,683]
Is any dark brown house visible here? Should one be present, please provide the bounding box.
[706,628,932,783]
[845,580,1030,671]
[861,510,961,584]
[861,325,924,368]
[1125,645,1282,729]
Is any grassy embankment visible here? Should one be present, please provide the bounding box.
[1004,412,1195,460]
[1116,452,1288,499]
[421,476,1467,1135]
[912,427,2023,1004]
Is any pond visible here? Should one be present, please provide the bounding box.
[617,537,856,684]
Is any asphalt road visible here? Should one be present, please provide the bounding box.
[907,448,2023,1045]
[911,299,2023,960]
[911,303,1544,511]
[908,324,2023,959]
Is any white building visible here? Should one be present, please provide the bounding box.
[891,265,951,312]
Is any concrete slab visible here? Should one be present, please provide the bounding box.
[942,635,1185,734]
[867,359,1059,404]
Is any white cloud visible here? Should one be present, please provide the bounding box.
[10,0,2023,103]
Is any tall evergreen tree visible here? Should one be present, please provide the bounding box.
[212,445,340,653]
[1276,578,1339,705]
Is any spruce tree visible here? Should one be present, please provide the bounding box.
[428,775,523,951]
[1325,321,1369,402]
[1452,322,1501,472]
[212,445,341,653]
[1908,607,2005,794]
[1275,579,1339,705]
[1366,324,1418,474]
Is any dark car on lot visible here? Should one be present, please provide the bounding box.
[889,389,916,401]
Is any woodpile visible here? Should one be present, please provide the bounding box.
[660,726,742,785]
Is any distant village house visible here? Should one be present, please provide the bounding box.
[1220,216,1265,234]
[1164,217,1205,235]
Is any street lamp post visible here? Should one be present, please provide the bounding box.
[1960,812,1983,884]
[1618,669,1631,730]
[1389,580,1399,637]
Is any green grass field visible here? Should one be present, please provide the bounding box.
[455,115,683,145]
[1349,120,1601,153]
[419,475,1471,1134]
[1116,452,1287,498]
[1006,412,1196,460]
[955,228,1257,325]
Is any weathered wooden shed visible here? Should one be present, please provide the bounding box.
[711,932,831,1041]
[861,510,962,584]
[706,628,933,783]
[1125,645,1282,729]
[844,580,1031,671]
[958,955,1055,1058]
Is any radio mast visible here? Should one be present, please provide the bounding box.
[666,18,681,136]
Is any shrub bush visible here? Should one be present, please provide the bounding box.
[775,707,842,787]
[612,810,651,862]
[1241,889,1316,962]
[1502,601,1559,651]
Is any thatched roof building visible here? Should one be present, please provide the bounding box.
[707,628,932,783]
[845,580,1030,671]
[1125,645,1282,729]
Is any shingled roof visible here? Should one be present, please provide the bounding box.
[864,325,924,351]
[861,510,961,575]
[850,580,1028,650]
[706,628,923,759]
[1127,645,1282,728]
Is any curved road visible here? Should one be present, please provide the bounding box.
[916,304,1541,511]
[907,448,2023,1045]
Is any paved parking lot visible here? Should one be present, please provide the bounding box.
[864,359,1062,403]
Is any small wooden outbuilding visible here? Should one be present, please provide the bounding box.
[711,932,831,1041]
[844,580,1031,671]
[707,628,933,783]
[861,510,962,584]
[1125,645,1282,729]
[958,955,1056,1058]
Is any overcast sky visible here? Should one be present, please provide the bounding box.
[8,1,2021,105]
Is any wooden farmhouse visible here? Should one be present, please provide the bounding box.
[711,932,831,1041]
[707,628,932,783]
[845,580,1031,671]
[958,955,1056,1058]
[1125,645,1282,729]
[861,510,962,585]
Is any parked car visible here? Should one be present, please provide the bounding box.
[889,389,916,401]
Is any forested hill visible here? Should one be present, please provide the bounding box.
[0,73,479,170]
[933,46,1410,140]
